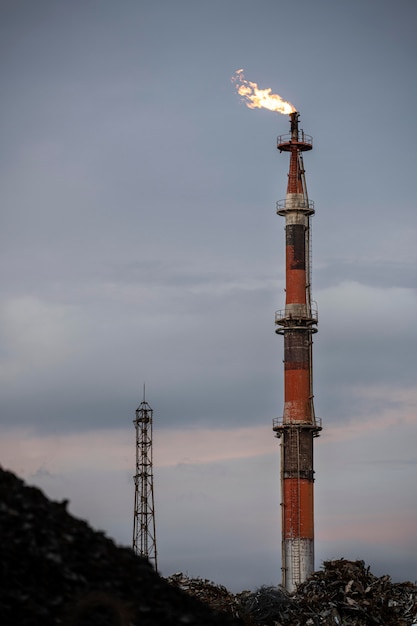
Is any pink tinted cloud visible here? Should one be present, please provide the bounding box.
[0,424,277,480]
[317,510,417,547]
[1,382,415,480]
[321,385,417,444]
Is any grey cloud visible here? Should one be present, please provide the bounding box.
[1,0,417,591]
[316,259,417,291]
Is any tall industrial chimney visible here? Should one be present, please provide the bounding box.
[272,112,322,592]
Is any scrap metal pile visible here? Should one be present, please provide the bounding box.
[291,558,417,625]
[169,561,417,625]
[2,465,416,625]
[167,572,242,618]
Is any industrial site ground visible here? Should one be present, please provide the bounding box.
[1,465,416,626]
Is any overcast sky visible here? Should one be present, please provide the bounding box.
[0,0,416,592]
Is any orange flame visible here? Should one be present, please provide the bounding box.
[232,69,296,115]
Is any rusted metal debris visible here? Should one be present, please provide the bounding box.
[166,573,242,618]
[291,558,417,626]
[169,560,417,626]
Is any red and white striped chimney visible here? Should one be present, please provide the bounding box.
[273,112,322,592]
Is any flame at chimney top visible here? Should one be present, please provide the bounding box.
[232,69,296,115]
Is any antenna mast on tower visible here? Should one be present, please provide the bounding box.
[133,387,158,570]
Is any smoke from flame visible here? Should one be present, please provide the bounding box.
[232,69,296,115]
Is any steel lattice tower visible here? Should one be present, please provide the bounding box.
[273,112,322,592]
[133,392,158,570]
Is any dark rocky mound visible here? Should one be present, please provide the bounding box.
[0,466,241,626]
